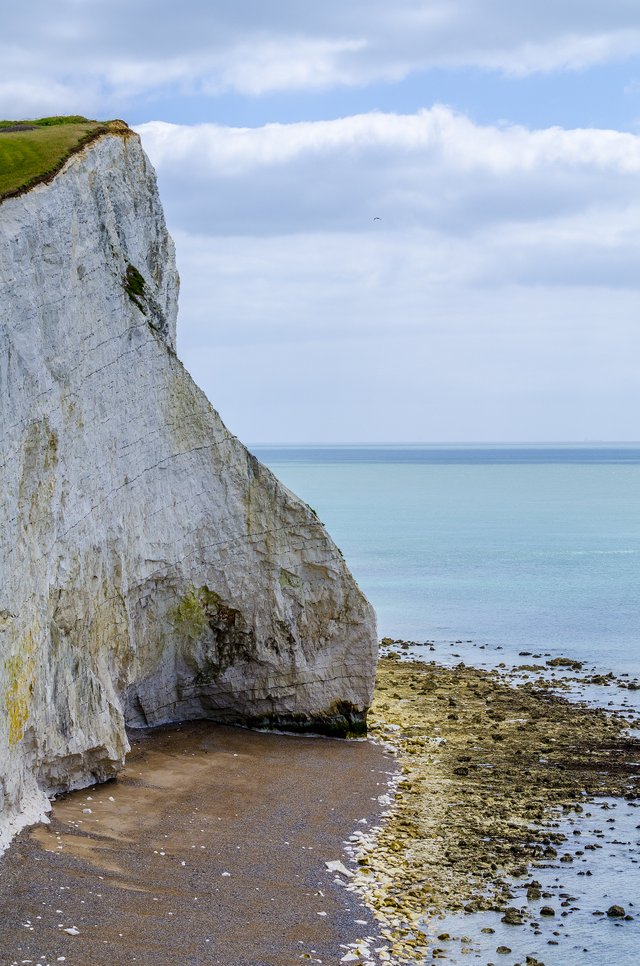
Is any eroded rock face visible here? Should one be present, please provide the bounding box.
[0,131,377,851]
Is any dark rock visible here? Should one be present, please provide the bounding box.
[546,657,583,670]
[502,907,525,925]
[607,905,625,918]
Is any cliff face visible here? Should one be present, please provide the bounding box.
[0,130,377,851]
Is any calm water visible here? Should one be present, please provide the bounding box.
[252,443,640,965]
[252,444,640,675]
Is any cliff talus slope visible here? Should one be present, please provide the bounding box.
[0,129,377,850]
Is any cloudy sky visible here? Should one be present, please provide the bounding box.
[5,1,640,442]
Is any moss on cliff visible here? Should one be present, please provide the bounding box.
[123,263,147,313]
[0,116,133,203]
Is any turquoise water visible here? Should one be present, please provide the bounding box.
[252,444,640,675]
[253,444,640,965]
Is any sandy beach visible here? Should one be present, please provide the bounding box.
[0,723,392,966]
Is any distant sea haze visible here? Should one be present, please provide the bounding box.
[253,442,640,464]
[253,443,640,675]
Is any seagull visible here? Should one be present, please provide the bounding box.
[373,216,381,221]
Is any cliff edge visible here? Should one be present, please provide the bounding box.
[0,124,377,850]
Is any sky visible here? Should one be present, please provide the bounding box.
[4,1,640,442]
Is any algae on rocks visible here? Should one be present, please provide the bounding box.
[347,654,640,964]
[0,123,377,851]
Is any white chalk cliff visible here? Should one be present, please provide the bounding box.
[0,127,377,851]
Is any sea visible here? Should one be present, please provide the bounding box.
[252,443,640,966]
[252,443,640,676]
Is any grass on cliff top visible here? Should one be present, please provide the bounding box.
[0,116,128,202]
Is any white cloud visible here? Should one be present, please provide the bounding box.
[211,38,369,95]
[3,0,640,115]
[455,28,640,76]
[136,108,640,240]
[176,242,640,442]
[139,108,640,441]
[0,79,93,118]
[138,108,640,177]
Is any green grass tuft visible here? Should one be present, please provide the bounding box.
[0,116,131,203]
[0,115,92,129]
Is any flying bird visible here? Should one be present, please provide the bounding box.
[373,216,381,221]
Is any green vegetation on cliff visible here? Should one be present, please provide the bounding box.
[0,116,130,202]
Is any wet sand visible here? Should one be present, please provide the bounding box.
[0,722,392,966]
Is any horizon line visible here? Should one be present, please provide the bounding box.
[247,440,640,447]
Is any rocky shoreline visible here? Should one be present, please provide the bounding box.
[345,645,640,964]
[1,646,639,965]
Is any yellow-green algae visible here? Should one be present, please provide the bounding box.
[350,654,640,963]
[169,587,211,641]
[4,626,38,745]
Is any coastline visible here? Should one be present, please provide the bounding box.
[0,650,639,965]
[347,648,640,964]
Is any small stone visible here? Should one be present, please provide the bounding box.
[540,906,555,917]
[496,947,512,955]
[63,927,80,936]
[325,860,354,877]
